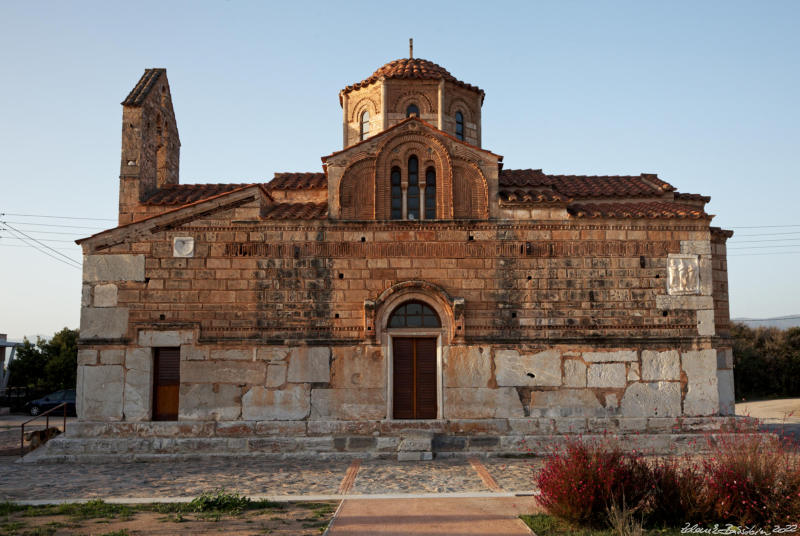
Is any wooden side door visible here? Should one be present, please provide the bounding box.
[392,337,437,419]
[153,347,180,421]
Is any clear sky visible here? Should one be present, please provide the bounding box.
[1,1,798,341]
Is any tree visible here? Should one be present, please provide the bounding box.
[7,327,78,392]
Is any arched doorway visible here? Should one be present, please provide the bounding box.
[387,301,442,419]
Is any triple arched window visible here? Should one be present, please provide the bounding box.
[390,156,436,220]
[360,111,370,141]
[455,111,464,140]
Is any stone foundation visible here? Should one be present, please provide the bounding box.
[25,416,752,463]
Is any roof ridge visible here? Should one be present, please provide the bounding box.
[121,68,166,107]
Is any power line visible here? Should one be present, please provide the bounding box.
[731,224,800,229]
[0,231,81,269]
[0,221,105,230]
[0,212,115,221]
[1,223,81,268]
[1,228,86,236]
[735,315,800,322]
[728,251,800,256]
[0,235,79,244]
[734,231,800,237]
[730,238,800,243]
[728,244,800,250]
[0,244,76,251]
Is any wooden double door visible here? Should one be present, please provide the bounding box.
[392,337,437,419]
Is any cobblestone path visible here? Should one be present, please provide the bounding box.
[0,456,540,502]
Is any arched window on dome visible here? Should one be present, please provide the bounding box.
[391,167,402,220]
[360,111,370,141]
[407,156,420,220]
[425,167,436,219]
[455,111,464,141]
[406,104,420,118]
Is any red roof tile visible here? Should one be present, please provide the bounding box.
[122,68,165,106]
[498,188,570,204]
[262,202,328,220]
[499,169,675,198]
[341,58,483,102]
[268,173,327,190]
[568,202,709,219]
[144,183,256,205]
[674,192,711,203]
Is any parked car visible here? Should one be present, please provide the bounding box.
[26,389,76,416]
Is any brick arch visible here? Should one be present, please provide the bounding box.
[339,157,376,219]
[374,130,453,219]
[452,160,488,219]
[393,92,435,116]
[446,97,475,122]
[372,280,460,344]
[349,94,379,123]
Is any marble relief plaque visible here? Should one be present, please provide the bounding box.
[667,254,700,295]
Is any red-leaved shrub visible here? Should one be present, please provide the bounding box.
[647,458,712,524]
[704,432,800,525]
[535,437,651,528]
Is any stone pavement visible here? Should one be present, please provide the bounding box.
[0,455,540,503]
[327,497,538,535]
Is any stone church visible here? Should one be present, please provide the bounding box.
[54,52,736,459]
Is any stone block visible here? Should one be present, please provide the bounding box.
[330,346,384,388]
[125,348,151,371]
[587,363,627,388]
[287,347,330,383]
[399,437,432,451]
[310,388,385,420]
[605,394,619,409]
[181,360,266,385]
[656,295,714,311]
[83,254,145,282]
[80,307,128,339]
[508,418,553,435]
[530,390,602,417]
[78,365,124,421]
[432,435,467,451]
[254,421,306,435]
[555,418,587,434]
[620,382,681,418]
[138,330,193,347]
[618,418,648,432]
[717,348,733,369]
[210,348,253,361]
[123,367,152,422]
[494,349,561,386]
[266,363,287,388]
[641,350,680,381]
[81,284,92,306]
[563,359,587,387]
[444,387,524,418]
[309,420,381,435]
[398,451,432,461]
[444,419,509,435]
[181,345,208,361]
[717,369,734,416]
[468,436,500,448]
[697,309,716,336]
[100,349,125,365]
[444,346,491,387]
[77,349,97,366]
[93,284,118,307]
[627,363,640,382]
[348,437,377,450]
[179,383,241,420]
[256,347,291,362]
[241,384,310,420]
[582,350,637,362]
[680,240,712,255]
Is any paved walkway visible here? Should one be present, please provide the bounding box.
[0,456,540,503]
[327,497,537,535]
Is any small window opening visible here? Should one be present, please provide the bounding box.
[455,111,464,140]
[406,104,420,118]
[425,167,436,219]
[391,167,402,220]
[407,156,420,220]
[360,110,370,141]
[388,301,441,328]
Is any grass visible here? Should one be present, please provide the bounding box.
[520,514,684,536]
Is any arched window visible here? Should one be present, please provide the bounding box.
[425,167,436,219]
[407,156,419,220]
[391,167,402,220]
[406,104,420,118]
[455,111,464,140]
[388,301,441,328]
[360,111,370,141]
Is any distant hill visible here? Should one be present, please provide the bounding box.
[732,315,800,330]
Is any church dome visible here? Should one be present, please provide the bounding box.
[341,57,483,98]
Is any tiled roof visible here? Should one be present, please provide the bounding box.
[122,68,165,106]
[341,58,483,101]
[268,173,327,190]
[498,188,570,204]
[262,202,328,220]
[568,202,709,219]
[674,192,711,203]
[499,169,675,198]
[144,184,255,205]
